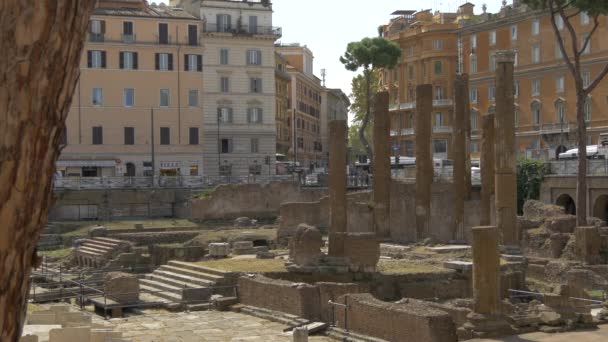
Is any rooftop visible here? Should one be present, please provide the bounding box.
[94,1,198,20]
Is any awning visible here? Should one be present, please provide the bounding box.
[56,160,116,167]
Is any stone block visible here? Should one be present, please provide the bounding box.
[89,226,108,237]
[49,327,91,342]
[256,251,276,259]
[233,241,254,249]
[291,224,323,266]
[342,232,380,272]
[347,202,373,233]
[292,326,308,342]
[90,330,123,342]
[235,217,256,227]
[539,311,562,326]
[20,335,38,342]
[104,272,139,304]
[28,313,57,325]
[523,200,564,221]
[213,296,239,311]
[444,260,473,272]
[208,243,230,257]
[574,226,602,264]
[56,312,92,327]
[545,216,577,233]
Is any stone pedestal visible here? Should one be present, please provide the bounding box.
[329,119,348,256]
[208,243,230,258]
[494,51,518,246]
[480,113,495,226]
[415,84,433,240]
[373,91,391,239]
[291,224,323,266]
[292,326,308,342]
[452,75,467,241]
[574,226,601,264]
[104,272,139,304]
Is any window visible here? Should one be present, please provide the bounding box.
[217,14,231,32]
[119,51,138,70]
[514,52,518,66]
[489,86,496,100]
[471,111,478,130]
[123,21,134,42]
[160,89,170,107]
[556,75,565,92]
[87,50,106,68]
[250,78,263,93]
[124,127,134,145]
[408,46,414,56]
[584,97,592,122]
[581,33,591,54]
[247,50,262,65]
[158,23,169,44]
[470,88,478,103]
[92,126,103,145]
[555,40,563,59]
[532,44,540,63]
[160,127,170,145]
[583,71,591,88]
[581,12,590,25]
[514,81,519,97]
[434,86,443,100]
[556,15,564,30]
[189,127,199,145]
[220,77,230,93]
[218,107,233,123]
[433,139,447,154]
[89,20,105,42]
[433,39,442,50]
[220,48,229,65]
[188,24,198,46]
[515,110,519,127]
[250,138,259,153]
[532,79,540,96]
[248,15,258,34]
[470,55,477,73]
[188,89,198,107]
[408,65,414,79]
[185,54,202,71]
[489,54,496,71]
[470,34,477,49]
[532,19,540,35]
[555,100,566,122]
[434,61,442,74]
[155,53,173,71]
[470,141,479,153]
[434,112,443,127]
[511,25,518,40]
[221,138,233,153]
[531,102,541,125]
[489,30,496,46]
[248,108,263,123]
[92,88,103,106]
[123,88,134,107]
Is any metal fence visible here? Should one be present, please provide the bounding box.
[546,159,608,176]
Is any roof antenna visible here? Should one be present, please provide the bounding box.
[321,69,327,87]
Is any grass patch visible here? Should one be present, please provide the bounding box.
[39,248,73,259]
[63,219,200,237]
[377,260,446,274]
[189,228,277,246]
[193,258,287,273]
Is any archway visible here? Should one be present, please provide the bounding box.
[556,194,576,215]
[126,162,136,176]
[593,195,608,223]
[555,145,567,159]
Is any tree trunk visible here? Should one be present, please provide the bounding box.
[576,93,587,226]
[0,1,94,340]
[359,68,374,164]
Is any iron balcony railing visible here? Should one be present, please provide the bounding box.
[540,121,576,134]
[433,99,454,106]
[204,24,282,37]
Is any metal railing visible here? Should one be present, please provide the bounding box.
[433,126,453,134]
[433,99,454,106]
[204,24,282,37]
[540,121,576,134]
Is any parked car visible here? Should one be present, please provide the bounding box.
[305,174,318,186]
[558,145,598,159]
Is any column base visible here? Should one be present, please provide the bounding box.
[458,312,515,339]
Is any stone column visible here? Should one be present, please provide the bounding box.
[494,51,518,246]
[452,75,467,241]
[373,91,391,239]
[328,119,347,257]
[415,84,433,240]
[472,226,501,315]
[463,73,472,199]
[480,114,495,226]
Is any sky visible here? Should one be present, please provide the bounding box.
[160,0,505,104]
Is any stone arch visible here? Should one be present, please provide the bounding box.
[593,195,608,223]
[556,193,576,215]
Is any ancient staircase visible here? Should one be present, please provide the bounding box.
[75,237,130,268]
[139,260,237,310]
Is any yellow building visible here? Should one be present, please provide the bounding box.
[275,52,292,158]
[60,0,204,177]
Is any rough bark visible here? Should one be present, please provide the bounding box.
[0,1,94,340]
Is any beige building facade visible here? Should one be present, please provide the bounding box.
[60,0,205,177]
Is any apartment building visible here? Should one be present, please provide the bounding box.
[59,0,204,177]
[173,0,281,177]
[275,52,292,158]
[380,8,465,159]
[275,44,325,170]
[460,2,608,159]
[321,88,351,165]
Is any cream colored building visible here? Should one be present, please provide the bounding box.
[60,0,205,177]
[174,0,281,177]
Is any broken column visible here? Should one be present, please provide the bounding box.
[452,75,467,242]
[328,119,348,256]
[494,51,518,246]
[415,84,433,240]
[574,226,601,264]
[373,91,391,239]
[463,73,472,199]
[480,113,495,226]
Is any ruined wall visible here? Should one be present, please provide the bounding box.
[191,182,326,220]
[371,271,471,301]
[111,231,199,245]
[148,245,205,265]
[335,294,458,342]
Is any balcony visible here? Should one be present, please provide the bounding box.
[204,24,282,38]
[433,126,453,134]
[389,104,400,112]
[121,34,136,43]
[402,128,414,136]
[540,121,576,134]
[433,99,453,107]
[88,33,104,42]
[401,102,416,110]
[390,130,399,137]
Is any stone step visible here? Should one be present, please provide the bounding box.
[75,249,105,258]
[152,269,216,288]
[239,305,309,327]
[146,272,212,289]
[77,246,111,256]
[139,284,183,303]
[159,265,225,282]
[93,237,125,245]
[140,278,192,294]
[326,327,389,342]
[80,245,113,254]
[83,241,117,250]
[167,261,233,277]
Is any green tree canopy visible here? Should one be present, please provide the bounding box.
[340,37,401,72]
